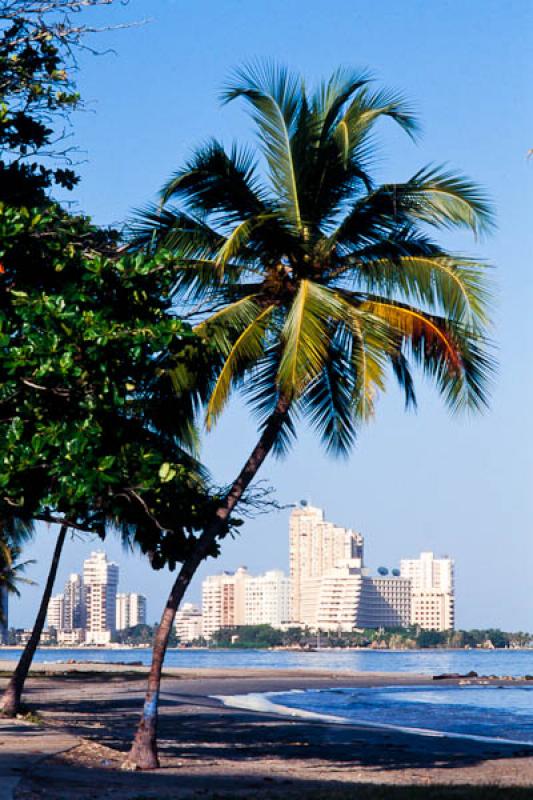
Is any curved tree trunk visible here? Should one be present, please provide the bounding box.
[0,524,68,716]
[125,396,290,770]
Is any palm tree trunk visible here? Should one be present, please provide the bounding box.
[0,524,68,716]
[125,395,290,769]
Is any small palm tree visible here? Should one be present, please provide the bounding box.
[0,541,35,608]
[0,531,35,645]
[127,63,494,768]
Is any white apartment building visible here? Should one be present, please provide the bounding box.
[289,504,363,625]
[358,576,412,629]
[400,551,455,631]
[313,560,365,631]
[58,628,86,645]
[47,594,65,632]
[83,551,119,644]
[175,603,203,643]
[201,567,291,639]
[63,573,84,631]
[306,561,411,631]
[244,569,291,628]
[202,567,249,639]
[116,593,147,630]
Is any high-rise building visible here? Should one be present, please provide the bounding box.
[289,504,363,624]
[305,561,411,631]
[201,567,249,639]
[312,560,365,631]
[244,569,291,628]
[47,594,65,632]
[0,586,9,644]
[175,602,203,643]
[400,552,455,631]
[201,567,292,639]
[83,551,119,644]
[358,576,412,629]
[63,573,84,631]
[116,592,147,630]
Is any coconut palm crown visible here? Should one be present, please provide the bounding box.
[136,63,494,455]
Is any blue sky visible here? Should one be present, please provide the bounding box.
[11,0,533,630]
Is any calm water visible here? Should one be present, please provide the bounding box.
[265,685,533,744]
[0,647,532,676]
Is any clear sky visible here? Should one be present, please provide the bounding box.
[11,0,533,631]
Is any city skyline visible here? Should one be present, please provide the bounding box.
[5,509,455,641]
[8,496,522,632]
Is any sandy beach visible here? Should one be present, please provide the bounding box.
[1,663,532,799]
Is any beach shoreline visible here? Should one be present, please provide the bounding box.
[1,666,532,798]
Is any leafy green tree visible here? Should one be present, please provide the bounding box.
[127,63,494,768]
[0,204,219,715]
[0,0,130,205]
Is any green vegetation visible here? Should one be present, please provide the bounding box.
[208,625,532,650]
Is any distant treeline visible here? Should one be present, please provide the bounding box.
[5,624,529,649]
[207,625,532,650]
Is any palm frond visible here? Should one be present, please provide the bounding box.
[302,338,357,456]
[206,304,276,429]
[222,61,303,231]
[161,140,268,222]
[363,299,493,412]
[354,254,492,327]
[243,344,299,457]
[334,86,418,164]
[277,280,345,399]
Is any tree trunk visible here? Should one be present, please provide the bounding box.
[0,524,68,716]
[125,395,290,770]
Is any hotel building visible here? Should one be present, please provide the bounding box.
[175,602,203,643]
[244,569,291,628]
[63,573,84,631]
[116,592,147,631]
[201,567,291,639]
[400,551,455,631]
[83,551,119,644]
[47,594,65,632]
[201,567,249,639]
[289,503,363,625]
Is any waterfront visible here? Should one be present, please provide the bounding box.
[227,684,533,745]
[1,646,532,676]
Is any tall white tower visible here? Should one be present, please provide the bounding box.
[63,573,84,631]
[83,551,119,644]
[289,503,363,624]
[400,551,455,631]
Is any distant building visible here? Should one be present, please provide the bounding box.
[83,551,119,644]
[201,567,249,639]
[244,569,291,628]
[47,594,65,632]
[175,603,203,643]
[57,628,86,645]
[63,573,84,631]
[400,552,454,631]
[312,560,365,631]
[116,592,147,630]
[358,576,412,629]
[201,566,291,638]
[289,504,363,625]
[0,586,8,644]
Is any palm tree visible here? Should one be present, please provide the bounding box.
[0,524,66,716]
[127,63,494,768]
[0,539,35,640]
